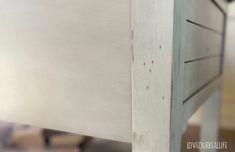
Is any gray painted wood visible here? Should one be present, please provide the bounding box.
[184,23,222,61]
[184,0,224,32]
[183,78,221,129]
[183,57,221,100]
[171,0,226,151]
[170,0,187,151]
[179,0,225,123]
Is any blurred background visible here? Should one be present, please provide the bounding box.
[0,2,235,152]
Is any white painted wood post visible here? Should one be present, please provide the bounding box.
[200,90,221,152]
[131,0,175,151]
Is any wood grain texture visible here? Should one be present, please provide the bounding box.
[131,0,174,151]
[0,0,132,142]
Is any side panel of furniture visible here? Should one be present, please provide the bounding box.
[0,0,132,142]
[171,0,226,150]
[180,0,225,117]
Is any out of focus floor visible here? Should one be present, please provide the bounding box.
[181,126,235,152]
[0,124,234,152]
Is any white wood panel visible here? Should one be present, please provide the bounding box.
[185,23,222,61]
[183,57,221,101]
[0,0,132,142]
[185,0,224,32]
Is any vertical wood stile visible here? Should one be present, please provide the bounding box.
[131,0,175,152]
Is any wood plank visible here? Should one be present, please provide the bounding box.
[184,0,224,32]
[0,0,131,142]
[184,22,222,61]
[132,0,174,151]
[183,57,221,101]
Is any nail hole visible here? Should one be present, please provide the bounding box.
[159,45,162,50]
[144,62,146,66]
[162,96,165,100]
[149,69,152,73]
[146,85,149,90]
[151,60,154,64]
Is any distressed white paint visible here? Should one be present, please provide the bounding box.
[132,0,174,151]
